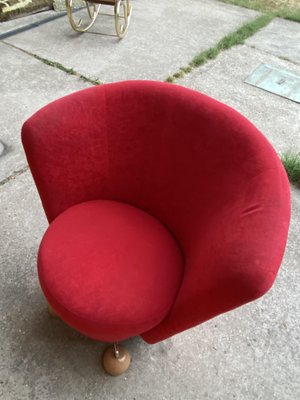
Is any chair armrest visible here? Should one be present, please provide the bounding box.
[142,166,290,343]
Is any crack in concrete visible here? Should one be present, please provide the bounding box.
[165,13,274,83]
[1,40,102,85]
[0,165,29,186]
[246,42,300,66]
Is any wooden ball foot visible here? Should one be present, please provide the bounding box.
[47,303,59,318]
[102,345,131,376]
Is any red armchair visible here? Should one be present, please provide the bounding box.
[22,81,290,375]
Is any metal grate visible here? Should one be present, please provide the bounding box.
[245,64,300,104]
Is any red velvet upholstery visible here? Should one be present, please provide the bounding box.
[22,81,290,344]
[38,200,183,342]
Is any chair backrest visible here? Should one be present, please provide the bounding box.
[22,81,290,343]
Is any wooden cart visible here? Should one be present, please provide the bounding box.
[66,0,132,38]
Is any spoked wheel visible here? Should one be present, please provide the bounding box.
[114,0,132,38]
[66,0,101,33]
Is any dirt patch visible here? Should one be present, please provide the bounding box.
[222,0,300,12]
[0,0,53,22]
[264,0,300,10]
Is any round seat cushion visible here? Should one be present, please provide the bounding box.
[38,200,184,342]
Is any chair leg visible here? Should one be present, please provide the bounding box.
[47,303,130,374]
[102,342,131,376]
[47,303,59,318]
[66,0,101,33]
[115,0,132,38]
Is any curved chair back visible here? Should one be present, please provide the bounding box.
[22,81,290,343]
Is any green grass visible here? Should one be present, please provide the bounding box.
[281,152,300,183]
[33,54,102,86]
[220,0,300,22]
[277,7,300,23]
[2,40,102,85]
[166,13,273,82]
